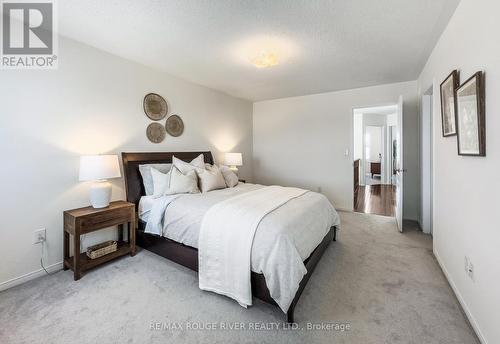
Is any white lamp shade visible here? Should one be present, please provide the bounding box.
[225,153,243,167]
[79,155,121,181]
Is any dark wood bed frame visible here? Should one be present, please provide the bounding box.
[122,151,337,323]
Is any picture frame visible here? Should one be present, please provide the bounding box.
[440,70,459,137]
[455,71,485,156]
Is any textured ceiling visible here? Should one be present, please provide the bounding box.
[58,0,460,101]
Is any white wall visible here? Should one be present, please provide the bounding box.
[353,112,363,161]
[0,36,253,288]
[363,113,388,184]
[366,126,382,161]
[365,125,382,176]
[420,94,433,234]
[253,81,419,217]
[418,0,500,342]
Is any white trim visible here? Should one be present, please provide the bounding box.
[420,92,433,234]
[0,261,63,292]
[335,207,353,213]
[434,250,487,344]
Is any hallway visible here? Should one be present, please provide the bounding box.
[354,184,395,217]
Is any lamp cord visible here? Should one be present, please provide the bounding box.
[40,235,85,275]
[40,243,55,275]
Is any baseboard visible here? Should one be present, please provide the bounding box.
[335,207,353,212]
[402,218,422,230]
[417,219,423,230]
[0,261,63,292]
[434,250,487,344]
[416,219,433,235]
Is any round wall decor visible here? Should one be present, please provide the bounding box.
[146,122,166,143]
[143,93,168,120]
[165,114,184,137]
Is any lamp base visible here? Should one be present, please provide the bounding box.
[90,180,112,208]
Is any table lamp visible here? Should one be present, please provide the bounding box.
[79,155,121,208]
[224,152,243,173]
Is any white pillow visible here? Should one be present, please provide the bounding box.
[219,165,239,188]
[172,154,205,174]
[198,164,227,193]
[139,163,171,195]
[164,166,200,195]
[151,168,171,198]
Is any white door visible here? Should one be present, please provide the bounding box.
[395,96,404,232]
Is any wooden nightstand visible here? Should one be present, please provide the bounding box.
[63,201,136,280]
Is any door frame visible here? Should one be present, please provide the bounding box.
[395,96,404,231]
[420,86,434,234]
[351,103,399,211]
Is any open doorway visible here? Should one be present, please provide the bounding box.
[353,105,398,217]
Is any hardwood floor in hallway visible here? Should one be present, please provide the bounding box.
[354,184,395,217]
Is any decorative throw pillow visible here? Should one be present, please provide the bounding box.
[139,163,171,195]
[198,164,227,193]
[219,165,239,188]
[164,166,200,195]
[150,168,171,198]
[172,154,205,174]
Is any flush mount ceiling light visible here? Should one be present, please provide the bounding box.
[232,35,297,69]
[251,51,279,68]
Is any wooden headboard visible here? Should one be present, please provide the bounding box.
[121,151,214,207]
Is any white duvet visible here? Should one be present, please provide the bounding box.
[144,183,340,312]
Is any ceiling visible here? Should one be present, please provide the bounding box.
[58,0,460,101]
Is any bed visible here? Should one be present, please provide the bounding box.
[122,151,339,322]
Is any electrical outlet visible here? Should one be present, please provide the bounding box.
[33,228,46,244]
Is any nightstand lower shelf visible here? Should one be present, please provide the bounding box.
[64,241,131,272]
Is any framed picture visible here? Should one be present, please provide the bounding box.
[455,72,485,156]
[440,70,459,137]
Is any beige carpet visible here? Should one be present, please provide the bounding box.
[0,212,479,344]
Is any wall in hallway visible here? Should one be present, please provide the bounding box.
[418,0,500,342]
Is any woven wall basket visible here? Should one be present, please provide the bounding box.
[144,93,168,120]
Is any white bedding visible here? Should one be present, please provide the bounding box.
[142,183,340,312]
[199,186,309,310]
[138,195,156,223]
